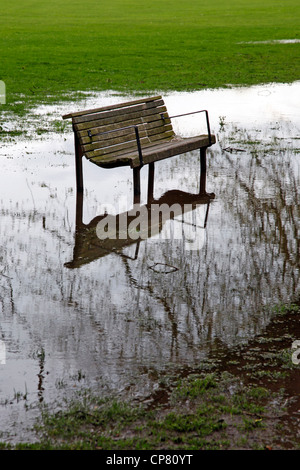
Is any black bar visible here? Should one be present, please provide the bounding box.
[147,162,155,202]
[168,109,212,146]
[200,147,207,195]
[74,129,84,192]
[134,126,144,166]
[87,123,144,166]
[133,167,141,204]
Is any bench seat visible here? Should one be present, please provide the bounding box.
[89,134,215,168]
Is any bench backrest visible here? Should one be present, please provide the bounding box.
[63,95,174,166]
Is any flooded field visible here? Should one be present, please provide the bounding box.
[0,82,299,443]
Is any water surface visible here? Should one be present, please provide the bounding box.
[0,82,299,442]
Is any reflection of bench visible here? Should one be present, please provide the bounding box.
[65,166,214,269]
[65,188,214,269]
[63,95,216,202]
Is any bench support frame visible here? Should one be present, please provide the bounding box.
[132,146,209,205]
[74,129,84,193]
[66,97,215,204]
[74,135,209,204]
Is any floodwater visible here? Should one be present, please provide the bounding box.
[0,82,299,443]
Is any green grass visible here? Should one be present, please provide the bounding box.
[1,0,300,114]
[2,373,287,450]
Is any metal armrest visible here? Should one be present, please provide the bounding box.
[163,109,212,146]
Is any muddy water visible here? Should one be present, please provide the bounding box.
[0,82,299,443]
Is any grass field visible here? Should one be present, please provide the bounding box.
[1,0,299,113]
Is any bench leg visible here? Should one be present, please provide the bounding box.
[133,167,141,204]
[199,147,207,195]
[74,132,84,193]
[75,189,84,227]
[147,162,155,203]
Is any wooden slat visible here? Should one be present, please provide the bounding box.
[81,123,174,153]
[85,131,176,162]
[147,125,174,141]
[78,115,172,144]
[87,138,150,158]
[82,126,141,149]
[72,99,164,125]
[82,131,147,154]
[86,130,175,159]
[131,135,217,168]
[84,129,174,159]
[74,105,168,132]
[87,134,216,168]
[62,95,162,120]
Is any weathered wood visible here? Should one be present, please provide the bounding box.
[87,134,215,168]
[63,95,216,196]
[73,106,168,132]
[85,130,175,160]
[78,120,172,145]
[130,135,215,168]
[62,95,162,120]
[81,124,173,153]
[71,99,164,125]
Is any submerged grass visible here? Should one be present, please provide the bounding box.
[1,0,300,115]
[2,300,299,450]
[3,375,273,450]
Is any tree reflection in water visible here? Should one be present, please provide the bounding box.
[0,84,299,442]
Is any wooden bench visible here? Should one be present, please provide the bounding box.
[62,95,216,201]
